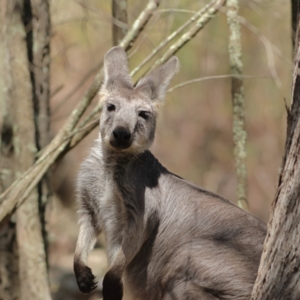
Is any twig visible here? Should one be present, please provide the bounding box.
[226,0,248,210]
[233,13,282,88]
[127,12,160,59]
[51,61,103,115]
[219,5,289,87]
[156,8,198,14]
[50,84,64,98]
[145,0,226,77]
[130,0,216,78]
[167,74,271,93]
[120,0,161,51]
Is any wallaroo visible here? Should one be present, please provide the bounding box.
[74,47,267,300]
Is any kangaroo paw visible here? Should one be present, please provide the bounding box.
[102,271,123,300]
[74,262,97,294]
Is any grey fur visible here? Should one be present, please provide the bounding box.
[74,47,266,300]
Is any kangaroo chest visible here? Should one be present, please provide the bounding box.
[100,164,147,263]
[100,171,127,263]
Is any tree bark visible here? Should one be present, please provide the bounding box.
[0,1,51,299]
[0,1,26,298]
[250,5,300,299]
[30,0,52,262]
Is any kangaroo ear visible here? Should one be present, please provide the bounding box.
[136,56,179,102]
[101,46,133,92]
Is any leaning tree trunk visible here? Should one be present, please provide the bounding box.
[0,1,51,299]
[250,4,300,299]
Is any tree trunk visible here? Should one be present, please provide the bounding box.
[0,1,51,299]
[30,0,52,262]
[0,1,27,298]
[250,4,300,299]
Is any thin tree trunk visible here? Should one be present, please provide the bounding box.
[250,5,300,299]
[226,0,248,210]
[112,0,128,46]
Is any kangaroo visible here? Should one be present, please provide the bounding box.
[73,46,267,300]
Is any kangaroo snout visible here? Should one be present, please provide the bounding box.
[110,126,132,149]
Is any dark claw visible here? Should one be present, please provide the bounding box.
[102,271,123,300]
[74,263,98,294]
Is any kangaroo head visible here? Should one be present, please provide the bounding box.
[99,46,179,154]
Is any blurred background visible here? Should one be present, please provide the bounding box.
[46,0,291,298]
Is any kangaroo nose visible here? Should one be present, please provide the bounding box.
[111,126,132,149]
[113,127,131,141]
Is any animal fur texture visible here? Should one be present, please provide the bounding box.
[74,47,267,300]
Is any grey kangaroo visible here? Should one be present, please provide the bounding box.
[74,47,267,300]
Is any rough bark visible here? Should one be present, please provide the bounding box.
[30,0,52,260]
[0,1,51,299]
[250,6,300,299]
[112,0,128,46]
[16,1,52,299]
[226,0,248,210]
[0,1,25,298]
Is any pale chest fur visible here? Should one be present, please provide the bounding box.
[100,171,126,265]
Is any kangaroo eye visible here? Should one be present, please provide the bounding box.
[139,111,150,120]
[107,104,116,112]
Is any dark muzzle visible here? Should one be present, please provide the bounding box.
[110,126,132,149]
